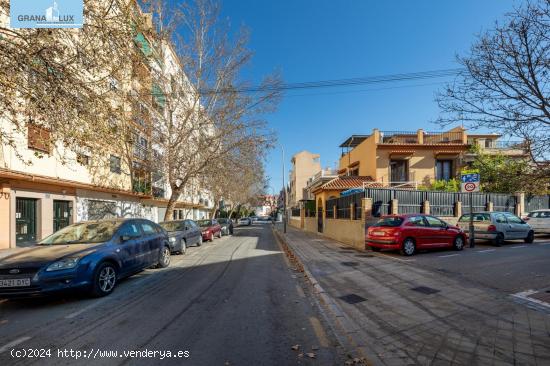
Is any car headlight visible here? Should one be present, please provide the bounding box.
[46,257,80,272]
[169,237,177,243]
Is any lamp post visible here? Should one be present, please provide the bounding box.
[282,146,287,233]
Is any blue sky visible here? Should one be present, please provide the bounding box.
[217,0,520,194]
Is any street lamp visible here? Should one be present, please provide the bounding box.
[281,145,287,233]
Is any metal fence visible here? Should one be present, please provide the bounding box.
[326,192,363,220]
[362,187,518,217]
[525,195,550,212]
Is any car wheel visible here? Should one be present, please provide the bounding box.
[197,236,203,246]
[493,233,504,247]
[524,230,535,243]
[157,245,171,268]
[209,233,214,242]
[217,230,222,238]
[370,247,381,252]
[400,238,416,256]
[91,262,117,297]
[181,239,187,254]
[453,236,465,251]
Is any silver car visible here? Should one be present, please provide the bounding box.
[457,211,534,246]
[523,209,550,234]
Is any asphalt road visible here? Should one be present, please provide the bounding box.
[0,223,343,365]
[374,235,550,294]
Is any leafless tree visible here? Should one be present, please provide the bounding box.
[141,0,280,221]
[0,0,140,164]
[436,0,550,173]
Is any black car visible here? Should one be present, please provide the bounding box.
[217,218,234,236]
[159,220,203,253]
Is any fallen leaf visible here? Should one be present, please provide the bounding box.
[291,344,300,351]
[305,352,316,358]
[298,353,304,358]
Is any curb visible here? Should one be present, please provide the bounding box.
[273,227,384,366]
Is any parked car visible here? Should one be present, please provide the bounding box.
[0,219,171,298]
[250,216,259,222]
[197,219,222,241]
[523,209,550,234]
[238,217,252,226]
[457,211,534,246]
[366,214,466,256]
[159,219,203,253]
[217,218,234,236]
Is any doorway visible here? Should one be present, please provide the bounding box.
[53,200,72,232]
[16,198,37,246]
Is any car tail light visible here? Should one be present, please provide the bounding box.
[487,224,496,232]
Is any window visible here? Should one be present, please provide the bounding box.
[141,222,156,235]
[495,214,507,223]
[435,160,453,181]
[349,168,359,176]
[76,153,89,166]
[118,222,140,238]
[504,213,522,224]
[28,124,51,153]
[425,216,446,227]
[110,155,121,174]
[408,216,427,226]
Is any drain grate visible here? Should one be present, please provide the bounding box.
[411,286,440,295]
[356,254,374,258]
[341,261,359,267]
[339,294,367,304]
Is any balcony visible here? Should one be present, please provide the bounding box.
[133,144,148,161]
[379,130,465,145]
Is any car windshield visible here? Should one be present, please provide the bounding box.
[458,213,491,222]
[40,221,121,245]
[160,221,185,232]
[197,220,212,227]
[373,217,404,227]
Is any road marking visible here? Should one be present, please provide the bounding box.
[539,242,550,246]
[439,254,460,258]
[65,297,111,319]
[510,245,526,249]
[309,317,329,348]
[0,336,31,353]
[375,253,415,262]
[477,249,496,253]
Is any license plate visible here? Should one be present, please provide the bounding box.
[372,231,385,236]
[0,278,31,287]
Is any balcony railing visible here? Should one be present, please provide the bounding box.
[493,141,525,149]
[379,130,465,145]
[133,144,148,160]
[380,131,418,144]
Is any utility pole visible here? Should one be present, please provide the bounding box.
[282,146,287,234]
[469,192,475,248]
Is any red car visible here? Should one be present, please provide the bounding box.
[197,219,222,241]
[366,214,466,256]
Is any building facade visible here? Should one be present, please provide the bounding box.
[288,151,321,208]
[0,1,212,249]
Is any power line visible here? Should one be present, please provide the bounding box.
[199,68,463,94]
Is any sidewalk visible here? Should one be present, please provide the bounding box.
[276,225,550,366]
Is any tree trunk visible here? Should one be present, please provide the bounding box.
[209,200,219,219]
[163,188,181,221]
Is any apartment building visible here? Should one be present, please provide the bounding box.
[0,1,211,249]
[288,151,321,208]
[338,127,529,189]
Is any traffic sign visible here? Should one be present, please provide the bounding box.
[460,169,480,192]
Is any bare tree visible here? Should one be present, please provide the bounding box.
[436,0,550,170]
[0,0,141,164]
[141,0,280,221]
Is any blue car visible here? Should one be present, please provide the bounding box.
[0,218,171,298]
